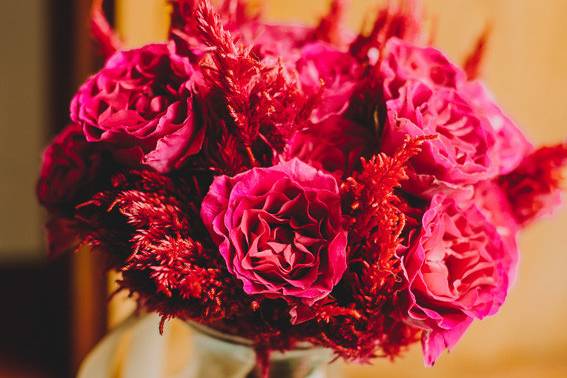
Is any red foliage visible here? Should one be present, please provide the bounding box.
[90,0,122,58]
[350,0,423,61]
[318,136,430,360]
[499,143,567,225]
[73,171,189,260]
[463,25,491,80]
[170,0,256,38]
[309,0,347,46]
[70,169,246,323]
[63,136,429,363]
[195,1,307,170]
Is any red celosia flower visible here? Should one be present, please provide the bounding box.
[90,0,122,58]
[350,0,423,61]
[499,143,567,225]
[327,136,429,360]
[73,169,246,323]
[309,0,353,47]
[195,1,307,168]
[37,124,112,211]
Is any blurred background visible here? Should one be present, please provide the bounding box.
[1,0,566,377]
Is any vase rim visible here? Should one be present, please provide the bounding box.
[187,320,319,352]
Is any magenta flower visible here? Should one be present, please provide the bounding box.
[201,159,348,306]
[70,43,205,173]
[285,116,374,179]
[402,194,517,365]
[384,81,497,184]
[245,23,313,63]
[381,38,465,99]
[381,38,531,187]
[461,81,532,175]
[37,124,109,210]
[296,42,362,122]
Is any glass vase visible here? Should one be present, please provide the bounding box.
[176,322,336,378]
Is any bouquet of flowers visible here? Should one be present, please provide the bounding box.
[38,0,567,374]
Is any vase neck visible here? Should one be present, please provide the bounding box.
[178,322,332,378]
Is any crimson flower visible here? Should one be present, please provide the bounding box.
[201,159,348,307]
[71,43,205,173]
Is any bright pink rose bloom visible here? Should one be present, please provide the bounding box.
[239,20,354,63]
[381,38,465,99]
[384,81,497,184]
[243,23,312,63]
[461,81,532,174]
[70,43,205,173]
[296,42,362,122]
[473,181,520,284]
[285,116,374,179]
[37,124,110,210]
[201,159,348,306]
[381,38,531,186]
[402,194,516,366]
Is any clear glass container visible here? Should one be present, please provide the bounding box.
[175,322,336,378]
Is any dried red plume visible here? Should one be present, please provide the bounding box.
[91,0,122,57]
[463,24,492,80]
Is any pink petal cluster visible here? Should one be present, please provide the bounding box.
[70,43,205,173]
[285,116,373,179]
[201,159,348,307]
[404,194,516,365]
[381,38,532,187]
[243,23,313,63]
[377,37,535,364]
[37,124,110,210]
[296,42,362,122]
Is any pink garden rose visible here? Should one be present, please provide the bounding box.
[37,124,110,210]
[381,38,531,186]
[239,17,354,63]
[384,81,497,185]
[201,158,348,306]
[473,181,520,285]
[461,81,532,175]
[381,38,464,99]
[244,23,312,63]
[403,194,516,365]
[70,43,205,173]
[296,42,362,122]
[285,116,374,179]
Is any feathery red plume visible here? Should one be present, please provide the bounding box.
[313,136,430,361]
[499,143,567,226]
[196,0,305,168]
[310,0,348,45]
[91,0,122,58]
[350,0,423,61]
[463,25,492,80]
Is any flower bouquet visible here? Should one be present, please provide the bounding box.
[38,0,567,376]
